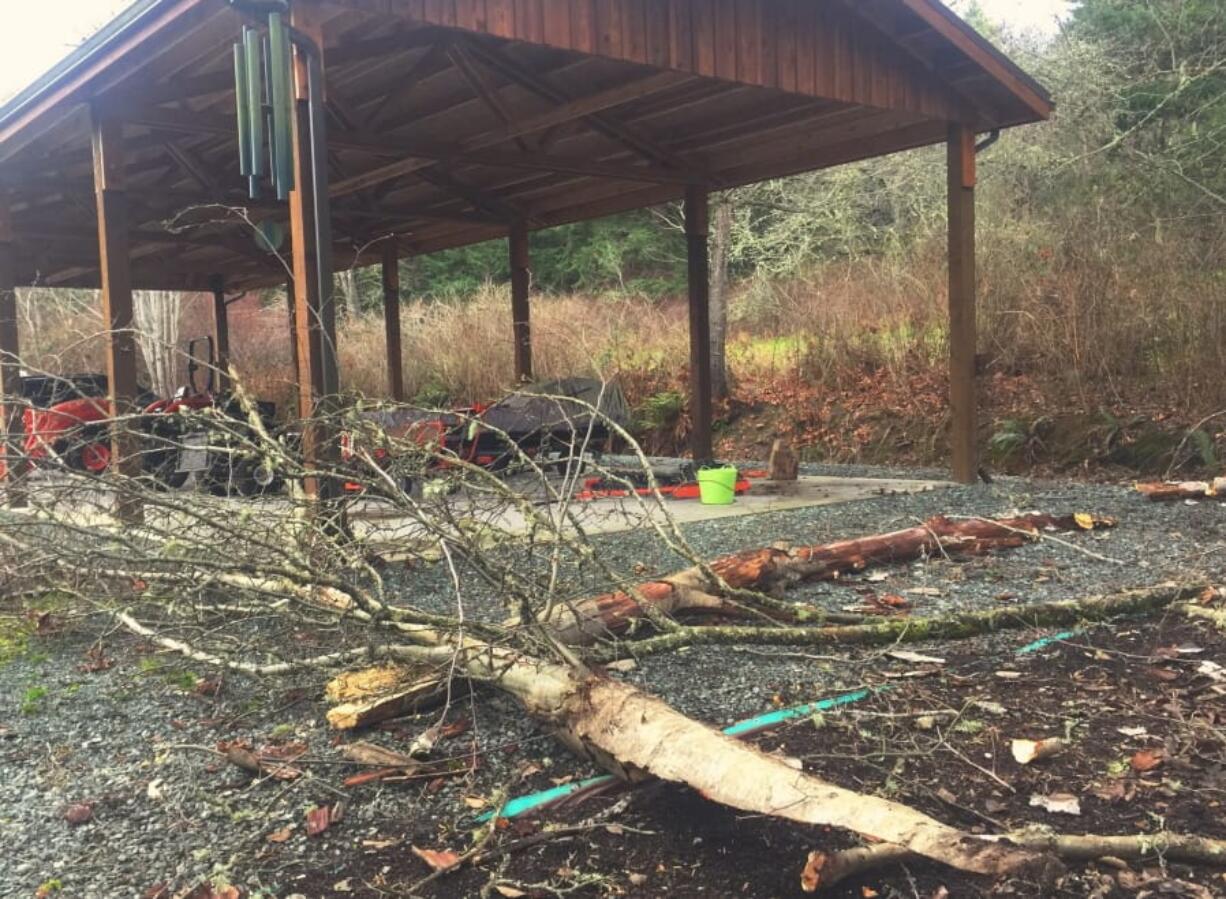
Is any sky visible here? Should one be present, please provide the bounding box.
[0,0,1075,105]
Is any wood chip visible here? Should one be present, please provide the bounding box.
[1011,738,1068,765]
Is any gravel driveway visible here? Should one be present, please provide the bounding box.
[1,469,1223,898]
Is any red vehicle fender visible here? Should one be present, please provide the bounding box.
[23,397,110,460]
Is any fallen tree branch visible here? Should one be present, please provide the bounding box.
[802,829,1226,892]
[1136,478,1226,501]
[372,641,1054,879]
[599,582,1209,660]
[116,611,377,675]
[535,514,1115,645]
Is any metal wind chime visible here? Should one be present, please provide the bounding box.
[232,4,296,202]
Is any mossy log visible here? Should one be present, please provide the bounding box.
[604,583,1208,659]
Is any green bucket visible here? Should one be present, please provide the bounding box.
[696,466,738,505]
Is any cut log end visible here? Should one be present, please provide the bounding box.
[326,674,459,731]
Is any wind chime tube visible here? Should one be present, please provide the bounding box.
[268,11,295,200]
[243,25,266,197]
[264,32,276,189]
[233,41,252,178]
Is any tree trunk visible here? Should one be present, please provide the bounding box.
[133,290,181,398]
[380,641,1052,880]
[709,197,732,402]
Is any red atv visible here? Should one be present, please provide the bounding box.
[18,339,282,495]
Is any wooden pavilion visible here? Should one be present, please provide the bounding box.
[0,0,1052,509]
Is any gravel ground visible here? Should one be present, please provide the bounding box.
[1,467,1224,898]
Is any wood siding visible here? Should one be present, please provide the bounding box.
[398,0,962,119]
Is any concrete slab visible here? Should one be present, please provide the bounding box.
[348,475,954,556]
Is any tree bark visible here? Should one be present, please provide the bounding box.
[133,290,181,398]
[378,641,1052,880]
[535,514,1114,645]
[709,197,733,402]
[608,582,1206,659]
[1136,478,1226,501]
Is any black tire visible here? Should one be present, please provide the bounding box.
[59,425,112,475]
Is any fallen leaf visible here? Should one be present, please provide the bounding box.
[343,768,400,788]
[63,802,93,825]
[1012,737,1068,765]
[494,887,527,898]
[1117,726,1149,738]
[412,845,462,872]
[1074,513,1095,530]
[605,823,624,836]
[904,587,944,597]
[266,827,293,843]
[995,670,1023,680]
[1092,780,1134,802]
[79,647,113,672]
[1197,660,1226,682]
[1131,749,1165,773]
[1146,667,1180,683]
[305,805,332,837]
[409,726,441,759]
[463,795,488,809]
[861,888,879,898]
[333,879,353,893]
[1029,792,1081,816]
[628,873,648,886]
[801,851,827,892]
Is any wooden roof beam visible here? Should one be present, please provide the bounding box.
[412,168,525,224]
[360,42,448,130]
[458,39,709,181]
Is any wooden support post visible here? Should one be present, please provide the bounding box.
[285,276,299,383]
[288,3,340,499]
[92,113,142,522]
[947,124,978,484]
[381,241,405,401]
[209,274,231,394]
[685,186,714,464]
[509,222,532,383]
[0,200,27,508]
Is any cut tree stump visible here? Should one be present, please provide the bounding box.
[769,438,800,480]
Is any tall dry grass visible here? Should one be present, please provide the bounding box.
[14,226,1226,427]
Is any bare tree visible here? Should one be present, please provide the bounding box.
[133,290,182,398]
